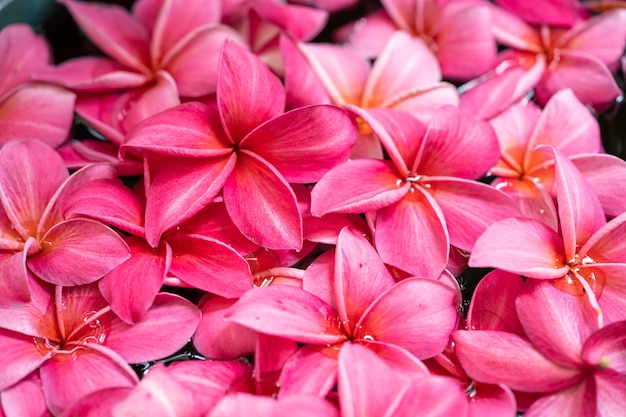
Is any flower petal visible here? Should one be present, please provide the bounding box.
[594,370,626,415]
[583,320,626,373]
[0,372,49,417]
[278,345,339,398]
[223,151,302,250]
[225,285,346,345]
[0,329,49,390]
[27,219,130,286]
[495,0,579,27]
[524,378,596,417]
[570,154,626,218]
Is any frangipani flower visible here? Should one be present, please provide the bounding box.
[453,275,626,416]
[311,106,519,277]
[0,279,200,415]
[471,146,626,324]
[0,24,75,147]
[225,228,460,394]
[123,41,357,250]
[489,88,626,224]
[461,3,626,118]
[334,0,497,81]
[281,30,459,158]
[0,140,130,307]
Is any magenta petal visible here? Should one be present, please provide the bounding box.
[425,178,520,251]
[524,378,596,417]
[0,372,49,417]
[572,154,626,218]
[594,370,626,415]
[0,329,49,390]
[57,387,131,417]
[225,285,346,345]
[469,217,568,279]
[582,320,626,373]
[334,228,395,326]
[27,219,130,286]
[278,345,339,398]
[452,330,582,392]
[60,0,151,73]
[516,279,599,368]
[335,10,396,58]
[105,293,200,363]
[168,234,253,297]
[218,41,286,141]
[495,0,579,27]
[310,159,407,216]
[223,151,302,250]
[241,105,356,183]
[40,345,138,416]
[374,189,449,278]
[0,245,36,308]
[143,153,236,247]
[467,383,517,417]
[392,375,470,417]
[418,106,499,179]
[0,84,75,147]
[99,237,166,324]
[358,278,459,359]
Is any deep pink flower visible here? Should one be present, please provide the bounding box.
[0,24,75,148]
[334,0,498,81]
[0,140,130,307]
[122,41,357,250]
[0,279,200,415]
[488,88,626,224]
[471,146,626,324]
[311,106,519,277]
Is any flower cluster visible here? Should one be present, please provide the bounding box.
[1,0,626,415]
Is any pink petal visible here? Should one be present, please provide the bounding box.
[99,237,167,324]
[358,278,459,359]
[516,279,599,368]
[224,285,346,345]
[418,106,500,179]
[571,154,626,218]
[123,102,233,157]
[193,297,257,360]
[222,151,302,251]
[467,269,525,334]
[436,3,497,80]
[594,370,626,415]
[302,250,336,307]
[104,293,201,363]
[40,344,138,416]
[27,219,130,286]
[0,270,50,334]
[587,263,626,324]
[389,82,460,124]
[495,0,579,27]
[425,178,520,251]
[535,50,623,109]
[278,345,339,397]
[0,329,49,390]
[335,10,396,58]
[57,387,131,417]
[0,24,50,98]
[310,159,407,216]
[0,140,68,238]
[0,84,75,147]
[148,0,220,64]
[583,320,626,372]
[452,330,583,392]
[539,146,605,261]
[467,383,517,417]
[524,378,596,417]
[524,89,602,170]
[337,342,407,417]
[143,153,236,247]
[33,56,149,91]
[162,25,247,98]
[391,375,470,417]
[0,372,49,417]
[217,41,285,142]
[469,217,568,279]
[209,393,275,417]
[60,0,151,74]
[168,234,253,297]
[558,9,626,69]
[488,4,542,51]
[252,3,328,43]
[0,245,36,308]
[583,211,626,263]
[241,105,356,183]
[333,228,396,327]
[296,41,371,106]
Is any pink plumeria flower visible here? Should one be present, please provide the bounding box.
[311,106,519,277]
[489,88,626,225]
[461,3,626,118]
[334,0,497,81]
[0,24,75,148]
[471,146,626,324]
[0,279,200,415]
[453,277,626,416]
[209,393,339,417]
[281,30,459,158]
[0,140,130,307]
[122,41,357,250]
[225,228,460,395]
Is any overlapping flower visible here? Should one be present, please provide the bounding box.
[1,0,626,416]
